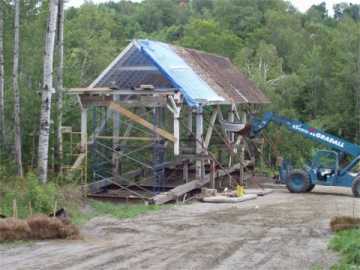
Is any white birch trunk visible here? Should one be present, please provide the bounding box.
[0,8,5,149]
[55,0,64,173]
[13,0,23,177]
[37,0,58,183]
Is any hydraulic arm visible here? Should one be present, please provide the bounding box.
[250,112,360,157]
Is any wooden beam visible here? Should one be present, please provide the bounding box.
[108,102,176,143]
[70,153,86,171]
[151,176,210,205]
[204,110,218,149]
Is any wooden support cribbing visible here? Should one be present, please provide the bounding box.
[109,102,176,143]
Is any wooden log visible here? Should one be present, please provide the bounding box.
[202,194,257,203]
[152,176,210,205]
[109,101,176,142]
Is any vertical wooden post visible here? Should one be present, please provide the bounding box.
[173,106,181,156]
[80,108,87,153]
[187,107,193,135]
[240,107,247,186]
[195,106,203,180]
[227,104,235,143]
[112,96,120,178]
[183,160,189,183]
[210,160,216,189]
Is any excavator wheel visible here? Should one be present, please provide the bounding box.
[286,169,310,193]
[352,177,360,198]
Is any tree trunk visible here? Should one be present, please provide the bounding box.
[55,0,64,174]
[37,0,58,183]
[13,0,23,177]
[0,8,5,151]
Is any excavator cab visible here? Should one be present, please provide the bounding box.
[311,150,339,182]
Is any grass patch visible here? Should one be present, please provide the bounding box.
[329,229,360,269]
[71,200,164,225]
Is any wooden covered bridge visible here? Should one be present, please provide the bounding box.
[68,39,268,204]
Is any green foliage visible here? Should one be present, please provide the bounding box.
[0,172,60,218]
[180,19,243,58]
[72,200,163,225]
[329,229,360,269]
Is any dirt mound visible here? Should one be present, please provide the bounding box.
[0,215,80,241]
[330,216,360,232]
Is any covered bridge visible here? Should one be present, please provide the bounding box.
[68,39,268,204]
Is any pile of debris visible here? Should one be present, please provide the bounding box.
[0,209,80,241]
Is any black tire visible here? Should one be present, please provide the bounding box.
[286,169,310,193]
[306,184,316,192]
[352,177,360,198]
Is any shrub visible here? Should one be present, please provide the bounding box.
[329,229,360,269]
[0,172,60,218]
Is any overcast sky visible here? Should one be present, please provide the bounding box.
[66,0,360,14]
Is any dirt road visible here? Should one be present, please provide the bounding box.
[1,186,359,270]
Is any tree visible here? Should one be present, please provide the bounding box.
[13,0,23,177]
[0,7,4,151]
[180,19,243,58]
[55,0,64,173]
[37,0,58,183]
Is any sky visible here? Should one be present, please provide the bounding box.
[66,0,360,13]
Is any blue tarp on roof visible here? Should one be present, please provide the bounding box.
[136,39,225,107]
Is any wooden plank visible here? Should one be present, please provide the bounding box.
[151,176,210,205]
[70,153,86,171]
[109,101,176,143]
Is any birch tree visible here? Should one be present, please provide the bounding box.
[55,0,64,173]
[38,0,58,183]
[0,8,4,150]
[13,0,23,177]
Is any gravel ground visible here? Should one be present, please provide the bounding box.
[1,186,359,270]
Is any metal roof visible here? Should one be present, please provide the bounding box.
[92,39,269,107]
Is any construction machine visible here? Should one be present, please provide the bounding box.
[244,112,360,197]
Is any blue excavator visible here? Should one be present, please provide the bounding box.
[243,112,360,197]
